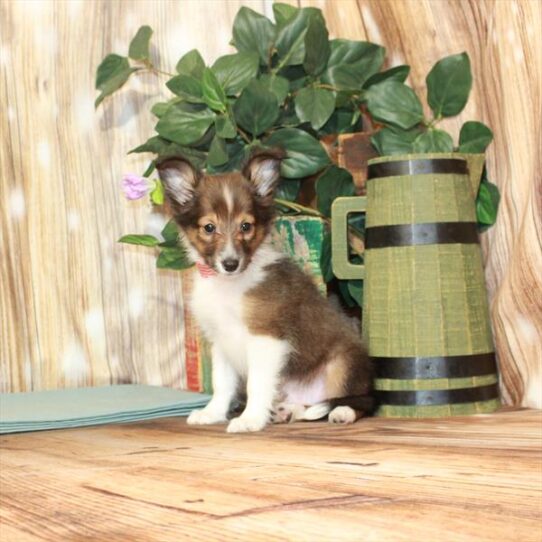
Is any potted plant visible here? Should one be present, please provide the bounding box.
[332,52,500,417]
[95,3,413,309]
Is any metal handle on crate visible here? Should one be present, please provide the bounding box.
[331,197,366,280]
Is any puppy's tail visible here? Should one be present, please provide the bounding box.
[301,394,376,421]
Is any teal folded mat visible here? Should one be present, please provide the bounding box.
[0,385,210,434]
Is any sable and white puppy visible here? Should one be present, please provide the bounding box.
[157,149,374,433]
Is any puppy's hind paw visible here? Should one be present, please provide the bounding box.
[187,408,227,425]
[328,406,358,425]
[227,415,267,433]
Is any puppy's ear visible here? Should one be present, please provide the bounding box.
[243,147,285,198]
[156,158,200,213]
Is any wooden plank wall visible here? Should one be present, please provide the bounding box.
[1,0,540,407]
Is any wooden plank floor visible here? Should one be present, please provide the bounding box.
[1,409,541,542]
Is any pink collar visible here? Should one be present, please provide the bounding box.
[196,262,218,278]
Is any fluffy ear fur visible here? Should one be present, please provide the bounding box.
[242,147,285,198]
[156,158,200,213]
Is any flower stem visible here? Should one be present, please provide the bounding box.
[237,126,252,144]
[141,60,175,78]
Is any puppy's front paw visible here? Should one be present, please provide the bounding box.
[227,415,267,433]
[187,408,227,425]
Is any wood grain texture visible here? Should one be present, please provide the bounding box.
[1,410,541,541]
[1,0,540,406]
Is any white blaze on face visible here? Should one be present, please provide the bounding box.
[223,185,234,215]
[215,185,243,274]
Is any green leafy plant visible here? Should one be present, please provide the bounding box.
[95,5,392,192]
[96,3,394,304]
[97,12,499,309]
[365,52,500,228]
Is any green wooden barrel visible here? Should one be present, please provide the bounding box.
[332,153,500,417]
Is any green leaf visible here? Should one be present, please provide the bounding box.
[320,108,362,135]
[320,231,334,283]
[151,102,170,118]
[166,74,203,102]
[231,7,275,65]
[275,179,301,202]
[371,127,422,156]
[176,49,205,78]
[303,12,330,76]
[295,87,335,130]
[95,54,139,108]
[234,80,279,136]
[211,52,259,96]
[459,121,493,153]
[207,136,229,167]
[142,162,155,178]
[315,165,355,217]
[266,128,331,178]
[155,103,215,146]
[426,52,472,117]
[156,246,192,270]
[150,179,165,205]
[161,219,179,245]
[128,25,153,61]
[273,3,298,27]
[347,280,363,307]
[277,102,301,128]
[338,280,357,308]
[476,177,500,226]
[215,115,237,138]
[275,8,321,67]
[128,136,206,167]
[201,68,227,112]
[320,66,363,91]
[322,40,385,89]
[118,234,159,247]
[365,81,424,130]
[206,140,246,174]
[363,65,410,89]
[412,129,454,153]
[278,65,308,91]
[259,74,289,105]
[351,109,361,127]
[327,39,384,68]
[129,136,168,154]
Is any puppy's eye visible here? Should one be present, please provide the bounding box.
[240,222,252,233]
[203,223,216,234]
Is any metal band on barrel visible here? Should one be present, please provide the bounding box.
[376,383,499,406]
[368,158,468,179]
[373,353,497,379]
[365,221,479,248]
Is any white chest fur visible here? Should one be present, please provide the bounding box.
[191,275,249,374]
[190,245,282,376]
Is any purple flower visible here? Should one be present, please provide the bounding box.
[122,174,150,200]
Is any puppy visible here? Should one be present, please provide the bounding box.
[157,149,374,433]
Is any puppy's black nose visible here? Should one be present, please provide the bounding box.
[222,258,239,272]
